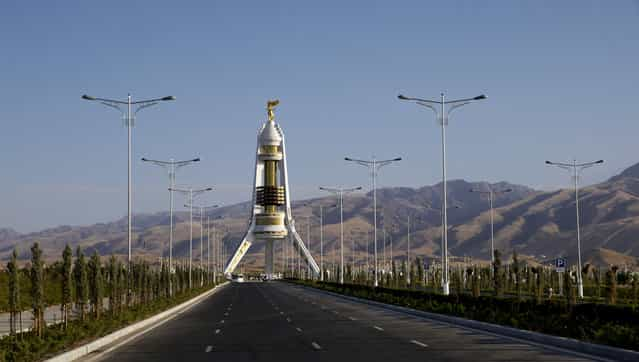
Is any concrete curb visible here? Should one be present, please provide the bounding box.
[294,283,639,362]
[45,282,229,362]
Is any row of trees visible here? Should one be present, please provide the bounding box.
[286,249,639,305]
[5,242,217,337]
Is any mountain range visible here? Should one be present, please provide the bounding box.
[3,162,639,270]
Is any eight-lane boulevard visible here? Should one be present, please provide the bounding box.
[91,282,601,362]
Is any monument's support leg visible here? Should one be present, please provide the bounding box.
[265,240,274,279]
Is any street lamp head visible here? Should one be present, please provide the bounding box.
[205,187,213,191]
[393,157,402,161]
[596,160,604,164]
[81,94,96,101]
[545,160,553,165]
[474,94,487,100]
[355,187,363,190]
[344,157,352,161]
[193,158,200,162]
[161,96,176,101]
[141,157,148,162]
[504,188,513,193]
[397,94,409,100]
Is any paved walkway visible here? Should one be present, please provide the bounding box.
[0,298,110,336]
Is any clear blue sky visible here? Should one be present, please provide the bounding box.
[2,1,638,232]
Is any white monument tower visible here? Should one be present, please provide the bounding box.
[224,100,319,279]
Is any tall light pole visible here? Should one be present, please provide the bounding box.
[82,94,175,271]
[399,92,486,295]
[141,157,199,294]
[211,215,223,282]
[469,187,512,265]
[185,204,218,286]
[320,186,362,284]
[407,215,411,285]
[345,157,401,287]
[311,203,337,282]
[320,205,323,281]
[169,186,212,288]
[546,159,604,299]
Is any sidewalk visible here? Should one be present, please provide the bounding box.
[0,298,110,337]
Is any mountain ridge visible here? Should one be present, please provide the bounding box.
[3,162,639,269]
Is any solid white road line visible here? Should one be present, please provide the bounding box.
[410,340,428,348]
[311,342,322,350]
[205,345,213,353]
[373,326,384,331]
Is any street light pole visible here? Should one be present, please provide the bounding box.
[170,186,212,289]
[345,157,401,287]
[320,186,362,284]
[185,204,218,286]
[469,187,512,265]
[407,215,410,285]
[546,159,603,299]
[399,92,486,295]
[320,204,324,281]
[141,157,199,294]
[82,93,175,271]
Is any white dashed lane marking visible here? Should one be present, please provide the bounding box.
[215,329,221,334]
[373,326,384,331]
[410,340,428,348]
[348,316,357,321]
[205,346,213,353]
[296,327,303,332]
[311,342,322,350]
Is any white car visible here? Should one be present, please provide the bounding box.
[232,274,245,283]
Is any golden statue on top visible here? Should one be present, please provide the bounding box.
[267,99,279,122]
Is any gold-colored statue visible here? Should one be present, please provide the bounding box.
[267,99,279,122]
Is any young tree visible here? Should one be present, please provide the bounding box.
[7,249,20,335]
[564,270,576,306]
[493,249,503,297]
[107,255,117,316]
[416,257,424,287]
[471,267,481,297]
[74,247,88,321]
[88,251,103,318]
[605,265,618,305]
[512,251,521,300]
[61,245,73,328]
[534,267,543,304]
[632,273,638,306]
[30,242,45,337]
[116,261,125,312]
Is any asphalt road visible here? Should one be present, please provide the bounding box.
[94,281,600,362]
